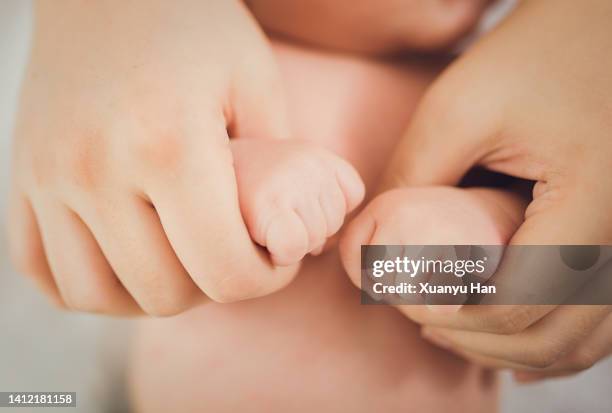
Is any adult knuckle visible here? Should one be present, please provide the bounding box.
[133,130,188,171]
[64,131,110,191]
[567,348,598,371]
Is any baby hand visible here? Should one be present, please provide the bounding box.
[247,0,488,54]
[7,0,296,315]
[232,139,364,266]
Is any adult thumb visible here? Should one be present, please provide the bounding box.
[380,76,500,190]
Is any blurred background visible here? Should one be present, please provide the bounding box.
[0,1,610,412]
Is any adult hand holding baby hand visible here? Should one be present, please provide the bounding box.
[355,0,612,379]
[6,0,297,316]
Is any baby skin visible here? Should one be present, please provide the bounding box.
[231,139,364,266]
[129,42,526,412]
[340,187,526,309]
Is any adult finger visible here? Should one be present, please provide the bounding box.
[379,69,500,189]
[396,304,554,334]
[144,137,298,303]
[422,305,612,368]
[439,346,529,371]
[514,312,612,380]
[72,194,202,316]
[30,197,140,315]
[6,187,64,308]
[467,312,612,378]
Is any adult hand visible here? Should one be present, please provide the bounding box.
[380,0,612,378]
[6,0,297,316]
